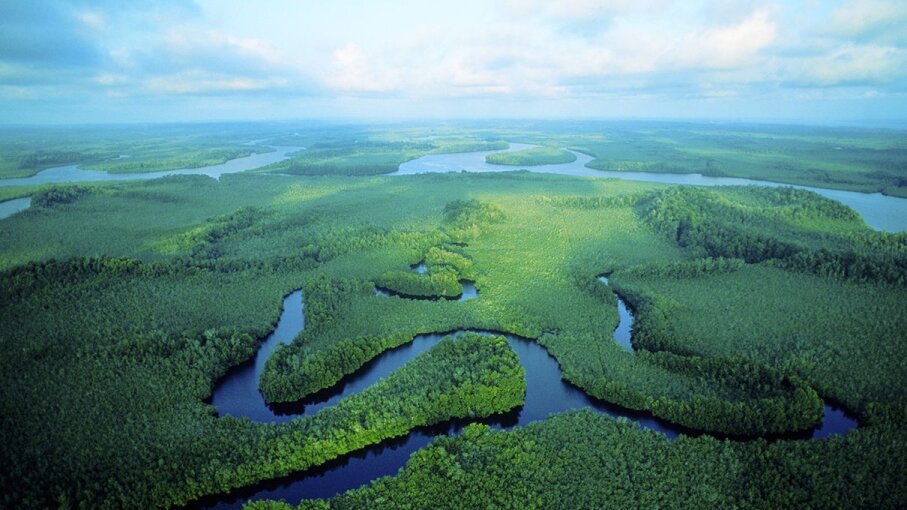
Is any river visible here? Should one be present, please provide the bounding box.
[198,275,857,508]
[396,143,907,233]
[0,138,879,506]
[0,146,300,188]
[2,142,905,231]
[0,197,31,220]
[0,146,301,220]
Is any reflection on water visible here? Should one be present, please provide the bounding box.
[598,276,633,352]
[0,197,31,220]
[202,283,859,508]
[397,143,907,232]
[3,141,903,232]
[203,327,686,509]
[0,146,301,187]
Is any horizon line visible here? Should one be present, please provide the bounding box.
[1,116,906,131]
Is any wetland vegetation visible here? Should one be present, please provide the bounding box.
[0,121,905,509]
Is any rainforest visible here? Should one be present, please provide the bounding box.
[0,120,905,509]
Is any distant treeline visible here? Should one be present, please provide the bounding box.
[639,186,907,285]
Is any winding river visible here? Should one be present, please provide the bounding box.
[0,146,301,187]
[599,276,634,352]
[0,138,870,506]
[0,146,301,220]
[2,141,905,232]
[199,275,858,508]
[395,143,907,233]
[0,133,884,508]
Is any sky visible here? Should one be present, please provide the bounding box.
[1,0,906,126]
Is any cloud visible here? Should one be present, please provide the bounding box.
[0,0,313,101]
[145,71,288,95]
[502,0,669,22]
[0,1,101,68]
[116,26,301,96]
[826,0,907,43]
[1,0,906,123]
[317,6,779,101]
[787,44,907,87]
[325,43,396,93]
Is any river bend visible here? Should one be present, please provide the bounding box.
[2,142,905,231]
[201,279,857,508]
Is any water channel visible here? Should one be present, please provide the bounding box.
[0,145,301,221]
[200,275,857,508]
[2,142,905,232]
[395,143,907,233]
[0,139,869,506]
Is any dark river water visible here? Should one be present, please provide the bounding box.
[199,275,858,508]
[0,140,867,506]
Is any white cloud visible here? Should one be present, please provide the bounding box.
[3,0,907,123]
[691,9,777,68]
[145,71,288,95]
[159,28,282,67]
[827,0,907,41]
[317,7,779,99]
[325,43,399,93]
[502,0,669,21]
[76,10,106,31]
[94,73,127,86]
[791,44,907,86]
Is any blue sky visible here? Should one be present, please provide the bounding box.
[1,0,906,125]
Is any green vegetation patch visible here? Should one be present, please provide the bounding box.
[278,150,417,176]
[638,186,907,286]
[1,132,906,508]
[262,137,508,176]
[374,268,463,298]
[611,263,907,419]
[485,146,577,166]
[0,123,285,179]
[0,256,525,509]
[280,410,907,510]
[568,123,907,197]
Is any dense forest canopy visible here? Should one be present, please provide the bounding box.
[0,122,905,509]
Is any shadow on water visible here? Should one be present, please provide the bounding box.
[200,276,859,508]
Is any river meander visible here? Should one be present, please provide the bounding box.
[200,277,858,508]
[395,143,907,232]
[0,139,870,506]
[2,142,905,231]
